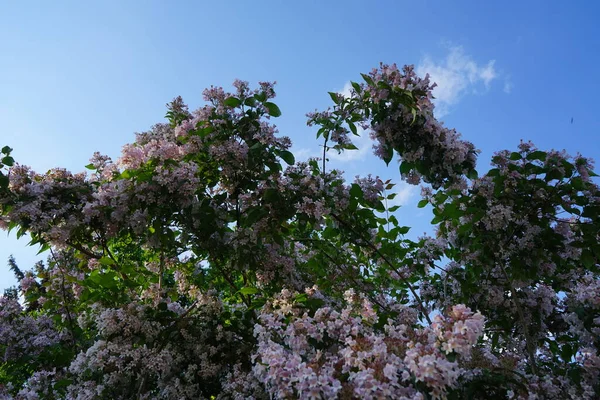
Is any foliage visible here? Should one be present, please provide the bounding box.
[0,64,598,399]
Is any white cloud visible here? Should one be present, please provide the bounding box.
[328,125,372,163]
[417,46,500,117]
[339,81,353,99]
[503,78,513,94]
[293,147,315,161]
[389,181,417,207]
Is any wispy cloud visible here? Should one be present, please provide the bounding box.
[388,181,417,207]
[293,147,315,161]
[417,46,500,117]
[503,77,513,94]
[339,81,353,99]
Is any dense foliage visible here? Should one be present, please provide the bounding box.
[0,64,598,399]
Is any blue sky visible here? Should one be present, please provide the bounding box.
[1,1,599,291]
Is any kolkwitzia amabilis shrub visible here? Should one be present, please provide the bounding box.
[0,64,598,399]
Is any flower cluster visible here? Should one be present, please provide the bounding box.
[253,289,484,399]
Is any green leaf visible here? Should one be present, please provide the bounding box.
[1,156,14,167]
[197,125,215,138]
[254,92,267,102]
[509,152,522,161]
[526,150,547,161]
[53,378,73,391]
[0,173,8,189]
[431,216,443,224]
[244,97,257,107]
[382,145,393,166]
[323,226,340,239]
[397,226,410,234]
[348,122,358,135]
[486,168,500,177]
[349,183,363,199]
[245,208,265,226]
[84,163,96,170]
[239,287,260,295]
[466,168,478,180]
[37,243,51,255]
[351,81,361,94]
[410,107,417,125]
[400,161,413,175]
[361,73,375,87]
[1,146,12,154]
[263,188,279,202]
[581,250,595,269]
[417,199,428,208]
[328,92,340,104]
[264,102,282,117]
[98,256,115,266]
[278,150,295,165]
[223,97,242,107]
[561,343,574,362]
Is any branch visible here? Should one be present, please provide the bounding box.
[65,240,102,259]
[331,213,432,324]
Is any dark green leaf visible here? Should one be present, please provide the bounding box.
[417,199,428,208]
[278,150,295,165]
[1,156,14,167]
[398,226,410,234]
[400,161,413,175]
[0,173,8,189]
[581,250,595,269]
[382,145,393,166]
[526,150,547,161]
[244,97,257,107]
[223,97,242,107]
[348,122,358,135]
[350,183,363,199]
[328,92,340,104]
[245,208,265,226]
[509,152,522,161]
[264,102,282,117]
[361,73,375,86]
[466,168,478,180]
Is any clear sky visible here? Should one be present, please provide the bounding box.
[1,1,599,291]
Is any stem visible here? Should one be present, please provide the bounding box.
[322,138,328,174]
[65,240,102,259]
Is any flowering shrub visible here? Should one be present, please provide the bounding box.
[0,64,598,399]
